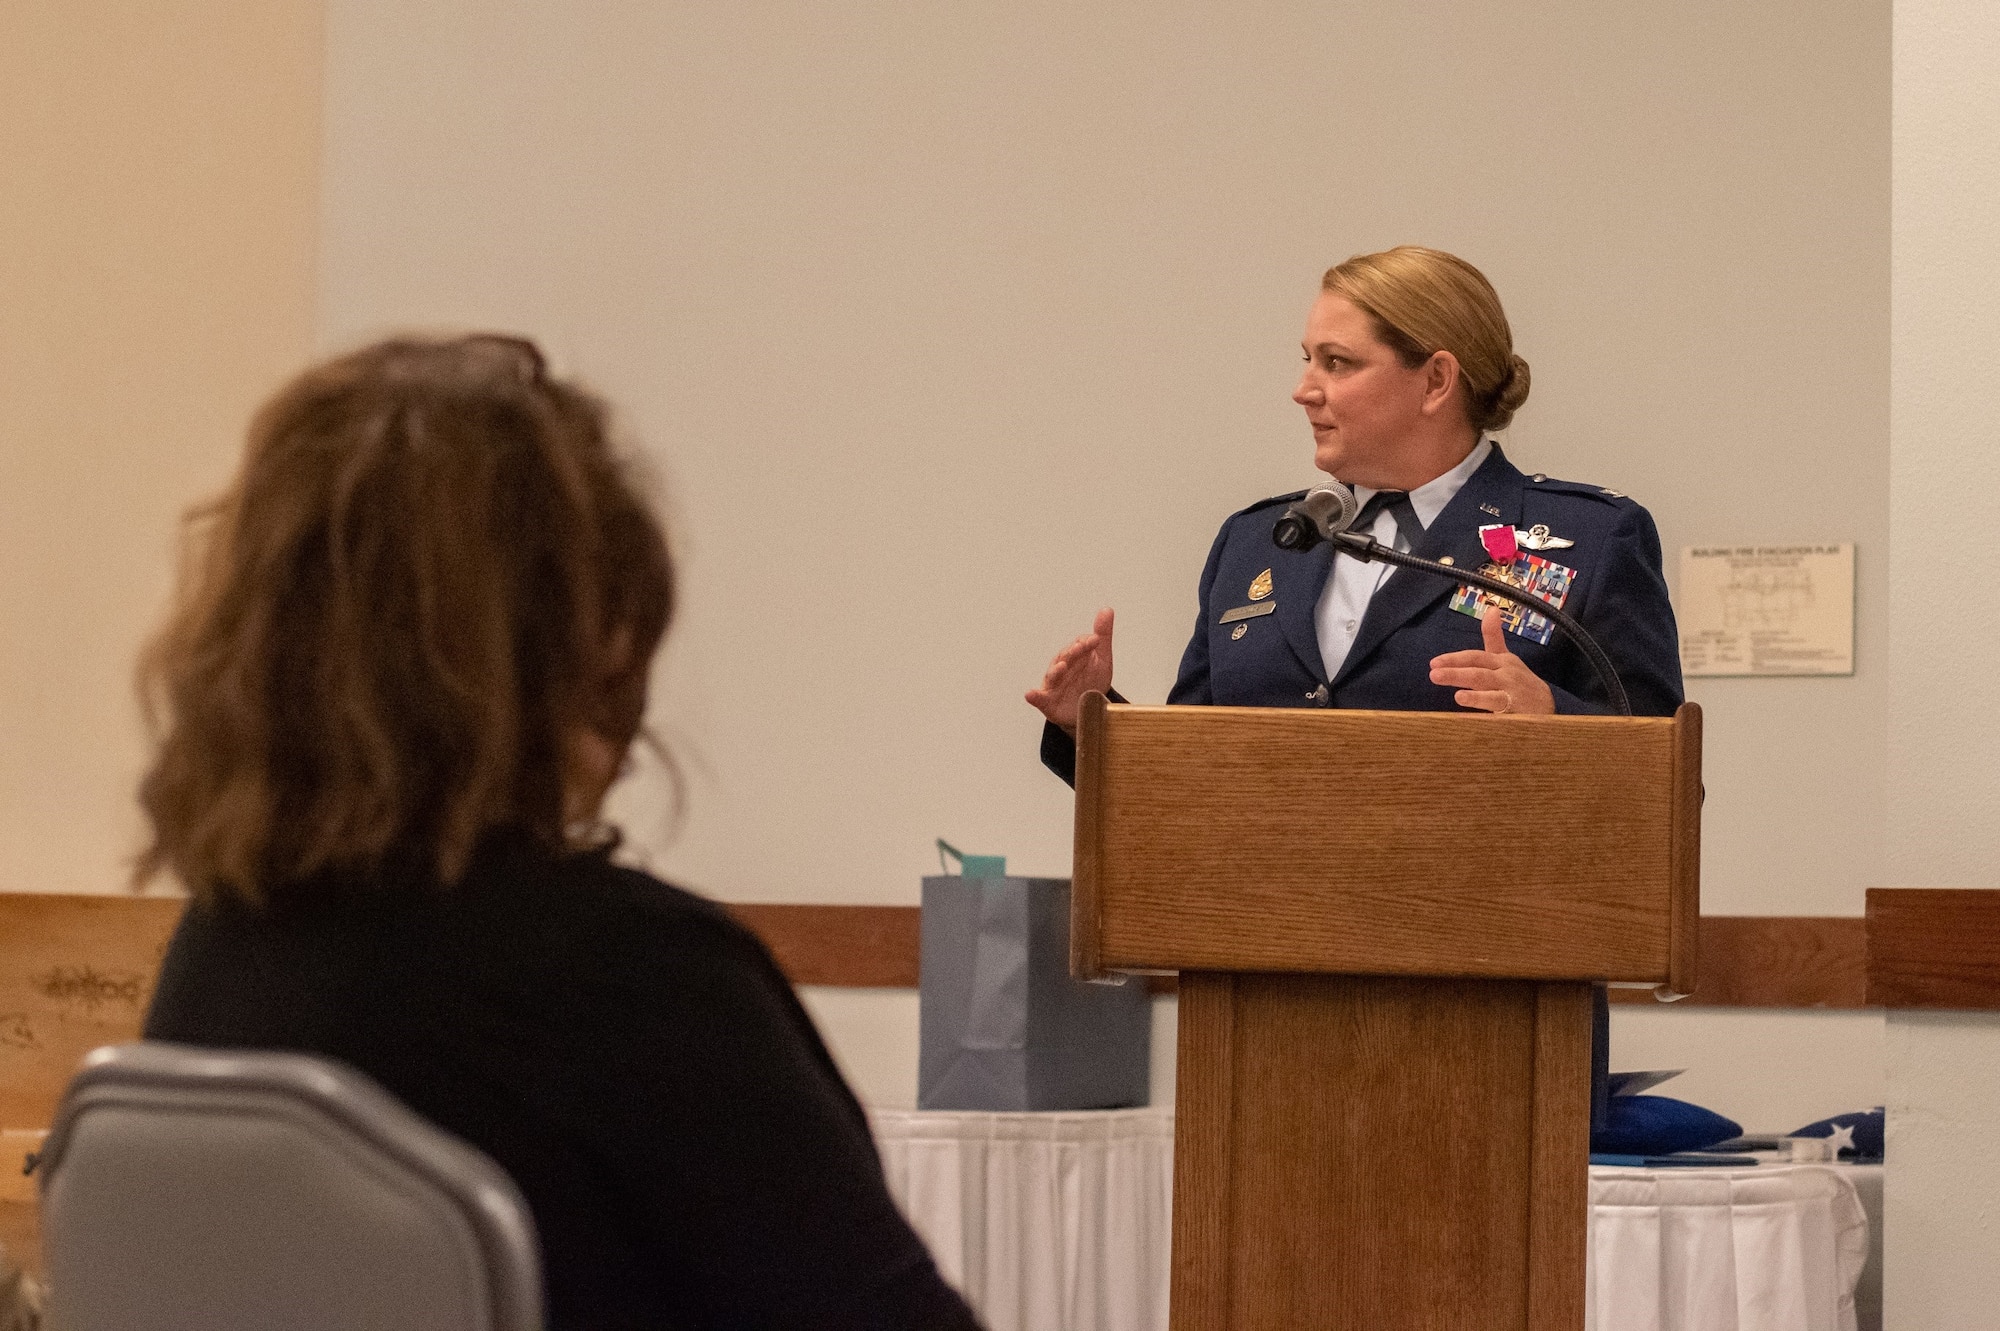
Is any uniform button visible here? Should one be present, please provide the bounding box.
[1532,473,1547,482]
[1344,619,1357,632]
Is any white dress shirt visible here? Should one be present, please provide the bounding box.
[1312,437,1493,681]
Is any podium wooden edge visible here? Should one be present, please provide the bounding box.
[1668,702,1704,996]
[1169,972,1234,1329]
[1071,691,1109,981]
[1526,983,1592,1329]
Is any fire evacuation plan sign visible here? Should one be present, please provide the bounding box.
[1677,544,1854,677]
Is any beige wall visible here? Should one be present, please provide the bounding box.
[0,1,325,896]
[315,0,1890,1121]
[1884,0,2000,1322]
[0,1,1898,1130]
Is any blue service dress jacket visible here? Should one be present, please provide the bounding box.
[1040,443,1684,785]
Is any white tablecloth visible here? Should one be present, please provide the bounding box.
[870,1108,1871,1331]
[871,1109,1173,1331]
[1588,1165,1870,1331]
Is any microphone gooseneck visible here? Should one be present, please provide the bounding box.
[1329,532,1632,716]
[1269,485,1633,717]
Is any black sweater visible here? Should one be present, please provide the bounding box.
[145,835,980,1331]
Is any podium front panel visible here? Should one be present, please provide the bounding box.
[1170,972,1592,1330]
[1073,703,1697,985]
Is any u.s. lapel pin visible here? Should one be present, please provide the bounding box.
[1519,523,1575,551]
[1248,568,1273,600]
[1479,502,1502,517]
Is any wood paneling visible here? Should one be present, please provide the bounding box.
[0,894,186,1130]
[750,907,1865,1012]
[0,893,184,1279]
[722,904,920,988]
[53,899,1839,1008]
[1667,703,1704,996]
[1071,693,1110,980]
[1169,973,1235,1331]
[1607,916,1867,1008]
[1170,973,1585,1329]
[1866,889,2000,1009]
[1084,704,1689,984]
[0,895,1888,1027]
[1526,985,1591,1329]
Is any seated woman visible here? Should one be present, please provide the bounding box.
[136,335,980,1331]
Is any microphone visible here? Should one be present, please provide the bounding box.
[1271,483,1360,551]
[1269,490,1633,715]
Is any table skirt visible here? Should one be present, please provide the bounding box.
[1588,1165,1869,1331]
[870,1108,1869,1331]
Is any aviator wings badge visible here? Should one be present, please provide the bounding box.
[1519,523,1575,552]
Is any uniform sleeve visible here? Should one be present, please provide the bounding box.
[1038,685,1128,788]
[1550,503,1684,718]
[1040,719,1080,787]
[577,920,983,1330]
[1038,517,1231,786]
[1164,518,1229,706]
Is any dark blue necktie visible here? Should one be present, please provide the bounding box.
[1354,489,1425,551]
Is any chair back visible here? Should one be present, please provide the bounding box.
[37,1042,542,1331]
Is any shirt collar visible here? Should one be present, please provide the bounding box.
[1350,437,1494,531]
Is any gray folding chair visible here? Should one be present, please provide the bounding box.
[36,1042,542,1331]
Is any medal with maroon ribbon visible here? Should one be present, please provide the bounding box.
[1478,523,1519,563]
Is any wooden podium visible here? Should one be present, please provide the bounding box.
[1069,695,1702,1330]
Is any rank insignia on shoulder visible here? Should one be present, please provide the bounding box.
[1248,568,1273,600]
[1519,523,1575,551]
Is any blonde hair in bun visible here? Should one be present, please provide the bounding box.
[1321,246,1531,433]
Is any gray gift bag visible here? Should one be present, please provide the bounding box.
[917,850,1151,1111]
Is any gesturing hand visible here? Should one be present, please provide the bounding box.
[1428,606,1556,715]
[1025,607,1115,737]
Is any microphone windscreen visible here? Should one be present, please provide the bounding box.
[1299,483,1359,535]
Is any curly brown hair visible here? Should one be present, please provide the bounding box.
[134,334,674,904]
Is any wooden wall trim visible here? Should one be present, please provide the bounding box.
[724,906,1872,1009]
[0,895,1927,1016]
[1605,915,1866,1009]
[1866,888,2000,1009]
[723,904,920,988]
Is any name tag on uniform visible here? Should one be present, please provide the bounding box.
[1218,602,1277,625]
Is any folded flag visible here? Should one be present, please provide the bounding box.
[1789,1107,1883,1160]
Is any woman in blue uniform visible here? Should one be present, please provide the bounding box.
[1026,247,1683,1138]
[1028,245,1683,781]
